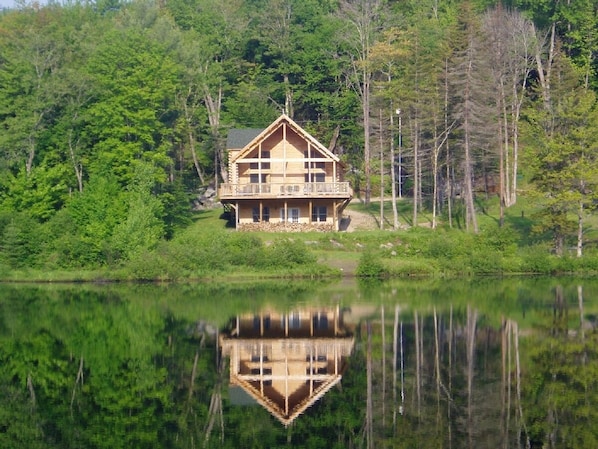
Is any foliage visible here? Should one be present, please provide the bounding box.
[0,0,598,278]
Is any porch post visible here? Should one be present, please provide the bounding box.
[333,201,338,230]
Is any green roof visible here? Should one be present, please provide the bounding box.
[226,129,263,150]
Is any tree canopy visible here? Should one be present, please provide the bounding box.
[0,0,597,268]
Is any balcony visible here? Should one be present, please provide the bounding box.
[219,182,353,200]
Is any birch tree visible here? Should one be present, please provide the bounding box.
[337,0,385,205]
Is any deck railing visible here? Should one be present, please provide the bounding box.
[219,182,352,199]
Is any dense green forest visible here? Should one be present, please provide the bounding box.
[0,0,597,272]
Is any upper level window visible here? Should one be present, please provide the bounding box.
[250,174,267,183]
[306,173,325,183]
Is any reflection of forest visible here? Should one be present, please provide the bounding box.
[0,283,597,448]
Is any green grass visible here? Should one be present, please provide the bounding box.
[2,193,596,282]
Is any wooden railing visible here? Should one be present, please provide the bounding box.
[219,182,353,199]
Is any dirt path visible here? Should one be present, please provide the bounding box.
[340,209,378,232]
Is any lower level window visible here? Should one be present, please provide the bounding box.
[281,208,300,223]
[312,206,327,222]
[252,206,270,222]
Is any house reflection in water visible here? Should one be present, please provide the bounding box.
[219,306,355,426]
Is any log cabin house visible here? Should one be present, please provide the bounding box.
[219,114,353,231]
[219,306,354,426]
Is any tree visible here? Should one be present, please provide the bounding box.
[82,9,178,187]
[480,7,537,222]
[337,0,385,205]
[110,162,165,261]
[169,0,248,185]
[448,1,489,233]
[525,58,598,256]
[0,7,66,177]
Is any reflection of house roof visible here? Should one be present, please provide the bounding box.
[220,307,354,426]
[221,337,354,427]
[228,385,258,406]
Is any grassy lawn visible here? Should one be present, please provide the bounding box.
[4,194,595,282]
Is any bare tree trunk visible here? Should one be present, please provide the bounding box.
[412,122,419,227]
[501,318,507,449]
[433,308,441,424]
[577,200,584,257]
[366,321,373,449]
[379,110,385,229]
[180,87,206,184]
[499,86,507,226]
[70,356,84,418]
[578,285,585,340]
[27,373,37,413]
[390,108,399,229]
[447,305,453,449]
[463,54,479,234]
[514,320,528,448]
[189,351,199,401]
[414,310,422,417]
[393,305,399,428]
[444,57,453,229]
[381,306,386,429]
[466,306,478,449]
[68,129,84,192]
[535,22,556,110]
[364,75,372,205]
[203,83,226,183]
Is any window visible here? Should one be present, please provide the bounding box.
[281,208,300,223]
[305,173,325,183]
[261,151,270,169]
[289,313,301,329]
[251,207,270,223]
[250,174,267,184]
[304,160,326,170]
[313,312,329,329]
[252,207,271,222]
[312,206,327,222]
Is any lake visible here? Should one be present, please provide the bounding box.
[1,277,597,448]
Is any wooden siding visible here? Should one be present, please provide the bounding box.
[220,115,353,232]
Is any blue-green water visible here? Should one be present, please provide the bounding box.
[1,277,597,448]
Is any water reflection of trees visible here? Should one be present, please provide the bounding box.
[1,284,597,448]
[357,305,524,449]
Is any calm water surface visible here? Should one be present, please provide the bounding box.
[1,277,597,449]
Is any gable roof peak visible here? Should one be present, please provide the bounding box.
[231,114,341,163]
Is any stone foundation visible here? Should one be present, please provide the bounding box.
[238,222,336,232]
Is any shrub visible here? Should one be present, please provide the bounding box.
[470,251,503,274]
[520,245,553,274]
[264,238,316,269]
[357,251,386,277]
[386,259,438,277]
